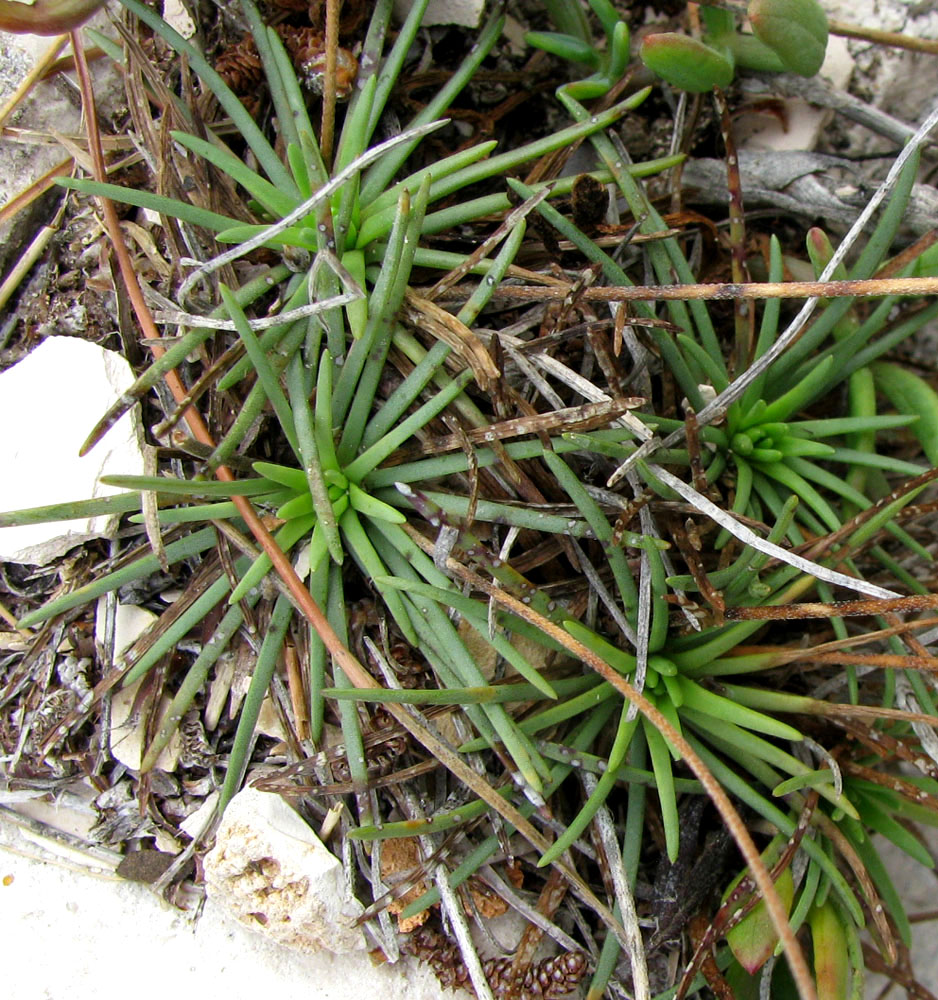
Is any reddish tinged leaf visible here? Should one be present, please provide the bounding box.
[0,0,106,33]
[725,841,795,974]
[640,33,734,92]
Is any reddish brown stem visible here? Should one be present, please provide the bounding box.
[69,25,362,761]
[714,87,752,375]
[320,0,339,166]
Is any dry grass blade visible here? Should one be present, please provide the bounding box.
[408,399,643,457]
[434,274,938,304]
[647,464,900,600]
[402,290,500,387]
[842,760,938,812]
[151,291,363,329]
[0,156,72,226]
[726,594,938,621]
[0,201,64,312]
[585,771,649,1000]
[435,857,496,1000]
[799,465,938,562]
[425,184,550,302]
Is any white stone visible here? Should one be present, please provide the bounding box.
[180,790,219,840]
[256,694,287,741]
[110,676,183,772]
[738,36,855,153]
[162,0,195,38]
[204,787,366,954]
[95,600,159,656]
[0,336,145,565]
[394,0,484,28]
[1,810,449,1000]
[817,0,938,162]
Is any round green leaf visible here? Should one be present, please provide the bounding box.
[749,0,829,77]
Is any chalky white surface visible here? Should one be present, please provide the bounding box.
[0,336,145,564]
[203,787,366,955]
[394,0,485,28]
[0,809,447,1000]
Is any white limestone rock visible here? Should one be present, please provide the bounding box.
[394,0,484,28]
[203,787,366,954]
[737,35,854,153]
[95,600,159,658]
[110,676,183,772]
[98,601,188,772]
[162,0,195,38]
[0,336,145,565]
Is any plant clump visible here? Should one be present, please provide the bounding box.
[2,2,938,999]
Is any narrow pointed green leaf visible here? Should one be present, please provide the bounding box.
[642,714,680,861]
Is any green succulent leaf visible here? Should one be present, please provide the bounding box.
[640,32,734,92]
[726,838,795,973]
[748,0,829,77]
[871,361,938,465]
[700,5,735,38]
[809,901,851,1000]
[526,30,601,67]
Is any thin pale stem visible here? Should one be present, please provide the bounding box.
[432,274,938,304]
[830,18,938,54]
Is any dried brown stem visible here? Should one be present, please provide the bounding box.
[320,0,339,165]
[714,87,752,374]
[830,18,938,55]
[727,594,938,621]
[433,275,938,304]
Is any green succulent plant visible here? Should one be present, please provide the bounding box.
[0,0,686,820]
[641,0,830,92]
[526,0,630,99]
[5,2,938,996]
[530,0,829,96]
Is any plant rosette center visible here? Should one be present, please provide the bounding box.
[245,460,405,598]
